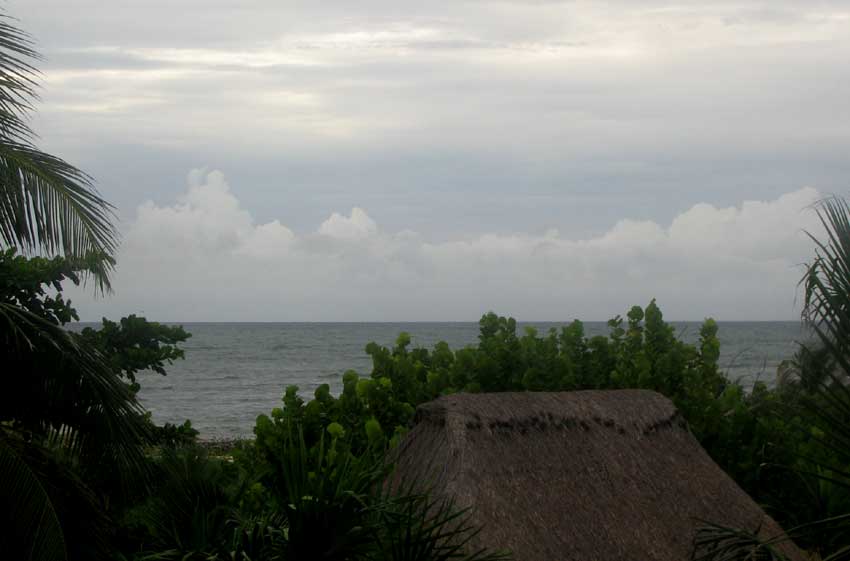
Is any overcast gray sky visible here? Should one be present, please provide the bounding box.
[12,1,850,320]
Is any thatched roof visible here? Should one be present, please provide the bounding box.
[392,390,803,561]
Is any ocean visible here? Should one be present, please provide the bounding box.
[88,321,809,438]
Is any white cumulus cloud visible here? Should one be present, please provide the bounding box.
[318,208,378,240]
[70,170,823,322]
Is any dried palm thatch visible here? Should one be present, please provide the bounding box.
[391,390,804,561]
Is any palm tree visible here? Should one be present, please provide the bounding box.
[0,10,149,561]
[693,197,850,560]
[0,11,117,287]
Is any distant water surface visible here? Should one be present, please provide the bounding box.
[74,321,808,438]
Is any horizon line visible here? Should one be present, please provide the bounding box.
[71,318,806,324]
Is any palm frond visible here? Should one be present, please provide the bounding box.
[801,197,850,469]
[0,301,152,484]
[133,447,233,554]
[787,194,850,558]
[1,426,119,561]
[691,196,850,560]
[0,139,117,289]
[692,520,791,561]
[0,11,116,289]
[0,437,67,561]
[0,14,40,121]
[371,484,512,561]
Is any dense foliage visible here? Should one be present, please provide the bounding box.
[1,247,204,557]
[263,308,679,445]
[261,305,709,455]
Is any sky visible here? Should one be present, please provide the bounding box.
[10,1,850,321]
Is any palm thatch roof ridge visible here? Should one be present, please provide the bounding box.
[392,390,803,561]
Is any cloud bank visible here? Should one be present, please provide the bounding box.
[69,170,823,322]
[15,0,850,242]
